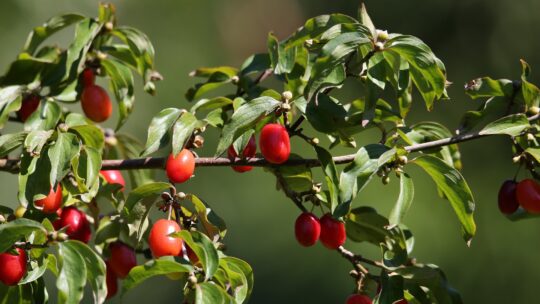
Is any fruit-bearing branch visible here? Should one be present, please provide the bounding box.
[0,112,537,174]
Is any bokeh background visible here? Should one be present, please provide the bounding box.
[1,0,540,303]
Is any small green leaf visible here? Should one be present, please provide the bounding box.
[478,114,530,136]
[346,206,390,244]
[464,77,513,99]
[195,282,234,304]
[0,132,28,157]
[274,163,313,193]
[215,96,281,156]
[412,155,476,244]
[190,97,233,114]
[24,14,85,55]
[218,257,254,303]
[240,53,271,76]
[101,58,135,130]
[268,33,295,74]
[0,85,23,127]
[57,242,87,304]
[48,132,80,185]
[172,112,199,156]
[314,146,340,213]
[389,173,414,225]
[123,259,193,293]
[24,130,53,155]
[69,124,105,151]
[0,219,45,253]
[189,195,227,240]
[66,241,107,304]
[24,100,62,131]
[141,108,181,156]
[125,182,172,211]
[171,230,219,281]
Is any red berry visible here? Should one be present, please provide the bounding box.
[319,213,346,249]
[81,68,96,87]
[346,294,372,304]
[109,242,137,279]
[148,219,183,258]
[100,170,126,190]
[165,149,195,183]
[81,85,112,122]
[498,180,519,214]
[53,206,91,243]
[34,184,62,214]
[516,179,540,213]
[17,95,40,122]
[259,124,290,164]
[0,248,27,286]
[227,136,257,173]
[105,261,118,299]
[294,212,321,247]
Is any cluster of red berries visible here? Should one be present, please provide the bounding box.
[498,179,540,214]
[345,293,408,304]
[295,212,346,249]
[165,123,291,182]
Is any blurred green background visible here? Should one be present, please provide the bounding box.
[1,0,540,303]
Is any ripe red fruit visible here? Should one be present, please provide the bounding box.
[105,261,118,299]
[0,248,27,286]
[516,179,540,213]
[165,149,195,183]
[346,294,372,304]
[34,184,63,214]
[17,95,40,122]
[53,206,92,243]
[81,85,112,122]
[227,136,257,173]
[498,180,519,214]
[320,213,346,249]
[109,242,137,279]
[149,219,183,258]
[294,212,321,247]
[81,68,95,87]
[259,123,290,164]
[100,170,126,190]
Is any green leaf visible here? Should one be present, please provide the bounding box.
[219,257,254,303]
[24,100,62,131]
[358,3,376,36]
[389,173,414,225]
[190,97,233,114]
[18,151,52,205]
[19,254,50,285]
[412,155,476,244]
[66,241,107,304]
[274,163,313,193]
[338,144,389,217]
[72,146,102,195]
[24,14,85,55]
[24,130,53,156]
[284,14,358,48]
[314,146,340,213]
[57,242,87,304]
[268,33,295,74]
[386,35,446,109]
[240,53,271,76]
[141,108,181,156]
[172,112,199,156]
[0,219,45,253]
[111,26,160,94]
[48,132,80,185]
[123,259,193,293]
[195,282,234,304]
[0,132,28,157]
[171,230,219,281]
[69,124,105,151]
[101,58,135,130]
[464,77,513,99]
[189,194,227,240]
[125,182,171,211]
[346,206,390,244]
[0,85,23,127]
[215,96,281,156]
[61,18,102,83]
[186,67,238,102]
[478,114,530,137]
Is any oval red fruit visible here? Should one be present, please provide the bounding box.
[227,136,257,173]
[259,124,290,164]
[516,179,540,213]
[105,261,118,299]
[34,184,63,214]
[81,85,112,122]
[294,212,321,247]
[81,68,96,87]
[165,149,195,183]
[346,294,372,304]
[149,219,183,258]
[320,213,346,249]
[0,248,27,286]
[53,206,92,243]
[109,242,137,279]
[100,170,126,190]
[17,95,40,122]
[498,180,519,214]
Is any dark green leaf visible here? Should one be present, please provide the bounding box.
[172,112,199,156]
[123,259,193,293]
[389,173,414,225]
[141,108,181,156]
[171,230,219,281]
[66,241,107,304]
[346,206,389,244]
[412,155,476,244]
[195,282,234,304]
[24,100,62,131]
[240,53,271,76]
[189,194,227,240]
[464,77,513,99]
[48,132,80,185]
[479,114,530,136]
[101,58,135,130]
[24,14,85,55]
[57,242,87,304]
[314,146,340,213]
[0,132,28,157]
[69,124,105,151]
[268,33,295,74]
[0,219,45,253]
